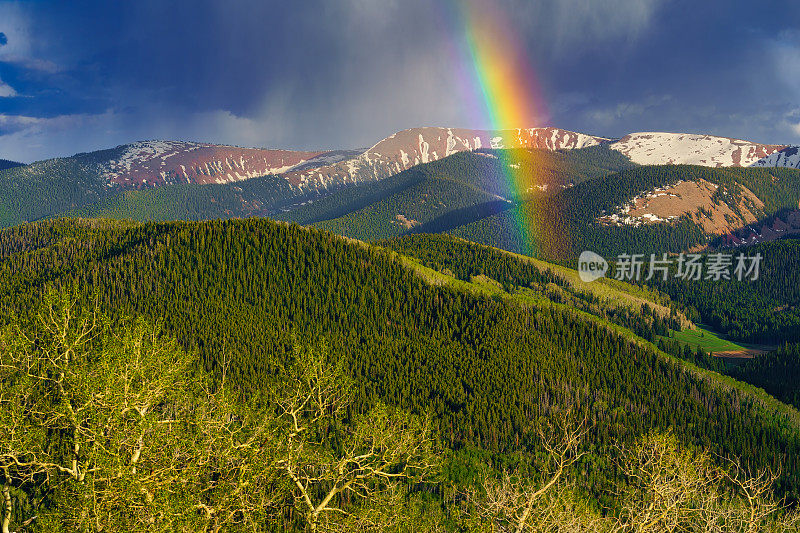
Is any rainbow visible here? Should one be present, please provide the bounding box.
[438,0,563,257]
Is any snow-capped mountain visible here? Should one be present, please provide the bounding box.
[15,128,800,194]
[283,129,800,191]
[101,141,345,188]
[750,146,800,169]
[608,132,792,167]
[285,127,609,190]
[3,125,800,235]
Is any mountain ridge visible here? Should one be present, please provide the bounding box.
[285,126,609,191]
[4,127,798,195]
[2,125,799,233]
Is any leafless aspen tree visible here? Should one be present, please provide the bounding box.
[0,289,283,532]
[466,413,600,532]
[272,342,438,532]
[613,432,800,533]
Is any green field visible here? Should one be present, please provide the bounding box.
[664,326,745,354]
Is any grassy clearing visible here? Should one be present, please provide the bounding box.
[662,326,778,358]
[666,327,745,354]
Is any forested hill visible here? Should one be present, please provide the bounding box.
[279,157,800,260]
[0,150,123,227]
[0,159,22,171]
[0,144,633,229]
[6,144,799,263]
[449,165,800,259]
[0,154,308,228]
[649,238,800,344]
[277,145,638,241]
[1,217,800,502]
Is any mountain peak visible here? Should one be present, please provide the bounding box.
[609,132,792,167]
[285,126,610,191]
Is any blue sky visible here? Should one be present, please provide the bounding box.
[0,0,799,162]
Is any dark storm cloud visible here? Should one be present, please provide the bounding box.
[0,0,799,162]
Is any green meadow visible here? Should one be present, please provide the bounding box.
[665,326,745,354]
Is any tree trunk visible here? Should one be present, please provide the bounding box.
[2,482,11,533]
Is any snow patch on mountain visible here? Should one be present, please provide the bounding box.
[285,149,366,172]
[610,132,788,167]
[108,141,201,175]
[101,140,329,187]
